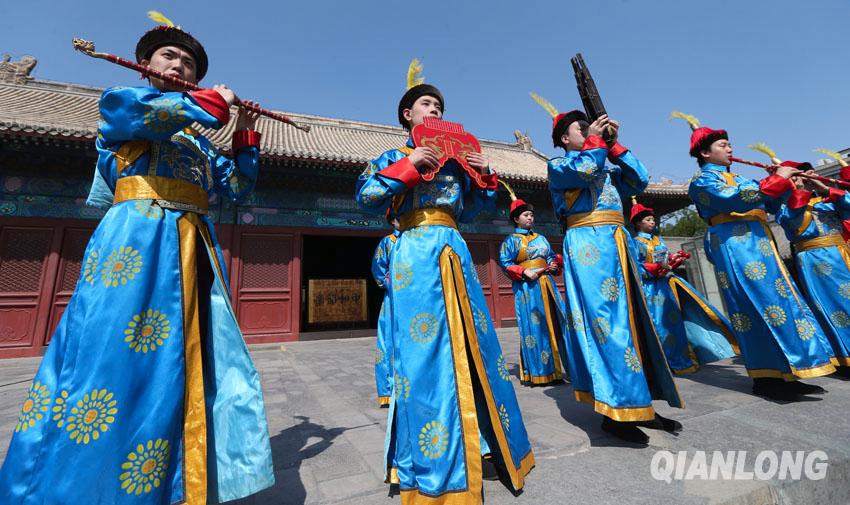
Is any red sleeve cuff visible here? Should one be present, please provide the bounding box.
[478,171,498,190]
[787,189,812,209]
[378,156,422,189]
[825,187,846,203]
[759,174,794,198]
[581,135,607,151]
[190,89,230,125]
[233,129,261,150]
[506,265,525,281]
[607,142,628,160]
[645,262,665,277]
[841,166,850,183]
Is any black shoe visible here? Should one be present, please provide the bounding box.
[637,414,682,434]
[834,366,850,378]
[752,378,800,401]
[482,456,499,481]
[601,417,649,445]
[785,381,826,395]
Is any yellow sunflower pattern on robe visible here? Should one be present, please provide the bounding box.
[731,313,752,333]
[82,249,101,285]
[497,355,511,381]
[812,261,833,278]
[133,200,164,219]
[839,282,850,300]
[393,262,413,291]
[15,381,51,433]
[124,309,171,353]
[541,349,550,365]
[143,98,189,133]
[65,388,118,445]
[743,261,767,281]
[119,438,171,495]
[524,334,536,349]
[574,243,601,267]
[418,421,449,459]
[795,319,815,340]
[774,278,790,298]
[498,404,510,431]
[474,305,489,335]
[756,238,773,257]
[831,310,850,328]
[570,309,585,332]
[394,373,411,400]
[716,271,731,289]
[101,246,143,287]
[624,347,642,372]
[740,187,762,203]
[762,305,787,327]
[592,317,610,344]
[52,389,69,428]
[601,277,620,302]
[409,312,438,344]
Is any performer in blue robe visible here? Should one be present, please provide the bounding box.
[772,164,850,375]
[685,123,835,400]
[544,106,683,445]
[372,215,400,406]
[355,67,533,503]
[498,197,569,385]
[0,21,273,504]
[630,202,738,373]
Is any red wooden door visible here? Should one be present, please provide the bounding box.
[0,225,57,357]
[466,239,496,323]
[46,227,94,342]
[231,230,298,343]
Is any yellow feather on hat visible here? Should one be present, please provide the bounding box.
[748,142,782,165]
[147,10,175,27]
[498,179,518,202]
[529,92,559,119]
[407,58,424,90]
[814,148,849,167]
[669,111,700,132]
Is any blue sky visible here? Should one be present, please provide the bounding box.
[2,0,848,181]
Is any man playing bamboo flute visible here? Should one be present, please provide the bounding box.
[535,94,684,445]
[630,201,739,373]
[0,12,273,504]
[679,113,835,401]
[750,146,850,377]
[355,60,533,503]
[498,193,569,385]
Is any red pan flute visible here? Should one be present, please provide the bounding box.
[411,116,490,189]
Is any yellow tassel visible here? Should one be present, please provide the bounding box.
[147,10,175,27]
[669,111,701,131]
[406,58,424,90]
[630,196,638,205]
[498,179,518,202]
[529,92,559,119]
[814,148,849,167]
[748,142,782,165]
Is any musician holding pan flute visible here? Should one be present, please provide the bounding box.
[534,95,683,445]
[0,12,274,504]
[678,112,836,402]
[355,59,534,504]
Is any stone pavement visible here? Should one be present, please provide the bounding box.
[1,329,849,505]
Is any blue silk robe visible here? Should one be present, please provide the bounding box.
[548,137,682,422]
[0,87,274,504]
[689,163,835,380]
[356,140,534,502]
[633,232,738,373]
[498,229,569,384]
[372,230,400,405]
[775,187,850,366]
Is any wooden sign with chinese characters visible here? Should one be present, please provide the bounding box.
[307,279,368,323]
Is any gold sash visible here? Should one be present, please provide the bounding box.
[399,208,457,231]
[114,175,209,213]
[794,234,847,252]
[564,210,624,229]
[708,209,768,226]
[519,258,548,269]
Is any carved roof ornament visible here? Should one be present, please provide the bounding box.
[0,54,37,84]
[513,129,533,151]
